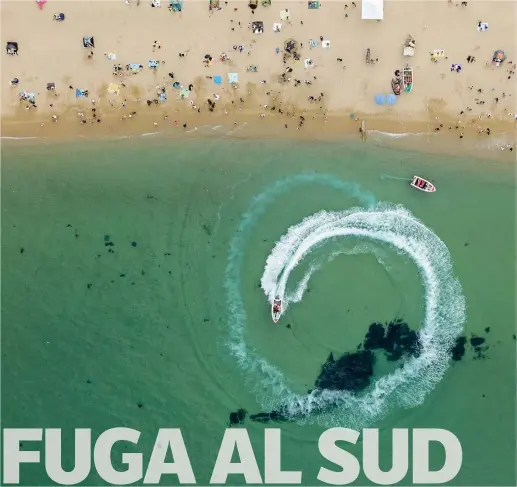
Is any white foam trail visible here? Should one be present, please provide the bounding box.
[226,176,466,428]
[369,130,432,138]
[1,136,42,140]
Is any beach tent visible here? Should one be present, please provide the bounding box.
[361,0,383,20]
[6,42,18,55]
[169,0,183,11]
[284,38,297,53]
[83,36,94,48]
[251,21,263,34]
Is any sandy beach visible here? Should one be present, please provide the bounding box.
[1,0,516,155]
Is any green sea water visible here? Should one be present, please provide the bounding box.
[2,137,516,486]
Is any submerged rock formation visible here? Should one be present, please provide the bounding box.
[236,319,494,424]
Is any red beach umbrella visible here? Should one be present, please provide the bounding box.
[36,0,47,10]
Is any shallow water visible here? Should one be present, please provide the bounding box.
[2,138,515,485]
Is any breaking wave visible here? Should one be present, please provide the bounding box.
[224,173,466,428]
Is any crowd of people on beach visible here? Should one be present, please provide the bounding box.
[4,0,515,152]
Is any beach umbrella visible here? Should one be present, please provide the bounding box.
[387,94,397,105]
[36,0,47,9]
[284,38,297,53]
[374,94,386,105]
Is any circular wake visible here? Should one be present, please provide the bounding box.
[225,173,466,428]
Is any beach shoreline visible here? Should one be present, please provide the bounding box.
[1,0,516,159]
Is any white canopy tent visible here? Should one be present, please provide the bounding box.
[362,0,384,20]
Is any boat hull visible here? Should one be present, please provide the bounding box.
[271,298,282,323]
[411,175,436,192]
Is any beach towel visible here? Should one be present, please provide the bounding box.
[213,75,223,85]
[309,39,318,48]
[308,0,320,8]
[128,63,143,73]
[107,83,120,95]
[159,93,167,102]
[477,22,488,32]
[75,89,88,98]
[322,40,330,48]
[280,9,290,20]
[20,91,36,103]
[228,73,239,84]
[107,52,116,60]
[273,23,282,32]
[304,58,314,68]
[179,87,190,98]
[148,60,159,68]
[386,94,397,105]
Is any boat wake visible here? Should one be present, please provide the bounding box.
[225,173,466,428]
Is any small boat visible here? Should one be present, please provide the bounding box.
[271,296,282,323]
[410,175,436,193]
[403,65,413,93]
[391,77,402,96]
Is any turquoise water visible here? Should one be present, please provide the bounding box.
[2,137,515,485]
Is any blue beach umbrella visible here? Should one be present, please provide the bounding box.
[387,94,397,105]
[375,94,386,105]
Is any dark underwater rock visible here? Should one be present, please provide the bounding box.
[229,408,247,425]
[450,336,467,361]
[249,410,288,423]
[363,319,420,361]
[470,335,485,347]
[315,350,375,393]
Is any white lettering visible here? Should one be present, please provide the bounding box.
[363,428,408,485]
[413,428,462,484]
[264,429,301,484]
[317,428,360,485]
[143,429,196,484]
[210,429,262,484]
[94,427,142,485]
[45,429,91,485]
[3,428,42,484]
